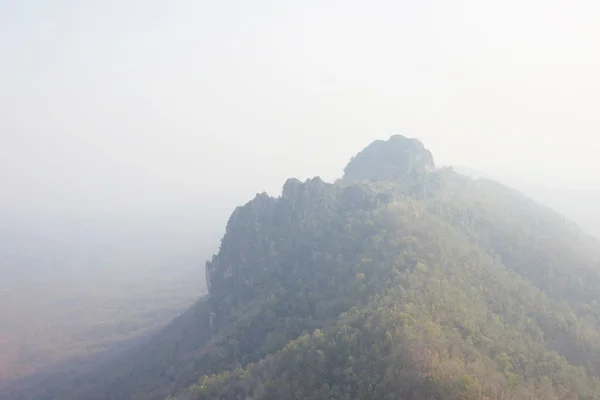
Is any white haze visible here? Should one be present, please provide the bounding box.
[1,0,600,270]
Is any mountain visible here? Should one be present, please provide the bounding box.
[448,165,600,241]
[7,135,600,400]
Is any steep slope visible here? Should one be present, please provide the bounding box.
[12,135,600,400]
[165,136,600,400]
[179,194,600,400]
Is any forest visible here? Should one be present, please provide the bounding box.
[11,135,600,400]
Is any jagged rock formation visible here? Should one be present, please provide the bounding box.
[205,178,342,323]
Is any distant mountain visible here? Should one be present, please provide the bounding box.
[451,165,600,241]
[12,135,600,400]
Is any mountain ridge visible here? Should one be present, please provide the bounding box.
[8,134,600,400]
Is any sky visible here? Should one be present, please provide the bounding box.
[1,0,600,231]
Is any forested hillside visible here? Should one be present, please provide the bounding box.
[12,135,600,400]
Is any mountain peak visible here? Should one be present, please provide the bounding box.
[343,135,435,198]
[343,135,434,182]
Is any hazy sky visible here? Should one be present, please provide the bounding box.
[2,0,600,220]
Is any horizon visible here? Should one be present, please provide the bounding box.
[2,1,600,223]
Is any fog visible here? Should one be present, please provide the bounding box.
[1,0,600,385]
[3,0,600,217]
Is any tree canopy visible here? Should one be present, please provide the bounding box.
[30,135,600,400]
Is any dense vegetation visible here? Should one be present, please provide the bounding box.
[12,135,600,400]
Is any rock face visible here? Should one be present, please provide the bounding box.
[343,135,435,197]
[205,137,437,326]
[205,177,342,324]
